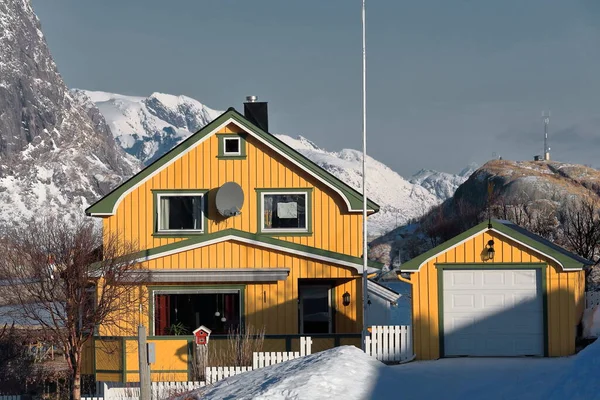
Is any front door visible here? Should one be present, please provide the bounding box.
[299,285,332,334]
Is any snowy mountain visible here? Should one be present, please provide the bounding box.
[79,89,477,237]
[410,162,478,201]
[75,90,221,164]
[0,0,139,227]
[275,136,441,236]
[81,90,445,236]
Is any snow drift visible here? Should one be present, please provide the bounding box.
[178,346,384,400]
[543,339,600,399]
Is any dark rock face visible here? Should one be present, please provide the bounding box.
[0,0,140,225]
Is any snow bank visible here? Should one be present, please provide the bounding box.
[544,339,600,399]
[178,346,384,400]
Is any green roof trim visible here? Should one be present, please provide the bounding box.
[132,228,383,271]
[400,219,591,272]
[86,108,379,215]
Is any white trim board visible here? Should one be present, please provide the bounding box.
[89,117,373,216]
[134,234,366,274]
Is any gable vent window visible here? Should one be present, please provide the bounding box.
[223,137,241,155]
[261,192,309,232]
[157,193,204,233]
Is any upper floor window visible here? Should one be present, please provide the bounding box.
[260,191,309,233]
[157,193,204,233]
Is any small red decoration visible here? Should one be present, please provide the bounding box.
[193,326,212,346]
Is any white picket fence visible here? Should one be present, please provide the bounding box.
[586,291,600,309]
[86,381,206,400]
[253,336,312,369]
[84,328,412,399]
[205,366,253,384]
[365,325,412,362]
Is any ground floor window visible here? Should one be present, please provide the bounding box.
[154,291,241,335]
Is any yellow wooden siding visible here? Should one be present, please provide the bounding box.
[412,231,586,360]
[102,123,362,256]
[81,339,95,375]
[98,240,362,337]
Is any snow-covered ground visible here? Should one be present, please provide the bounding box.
[181,340,600,400]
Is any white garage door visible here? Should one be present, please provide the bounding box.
[442,269,544,357]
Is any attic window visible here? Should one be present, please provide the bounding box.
[223,137,241,156]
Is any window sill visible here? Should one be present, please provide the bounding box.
[153,231,205,238]
[216,155,247,160]
[257,231,313,237]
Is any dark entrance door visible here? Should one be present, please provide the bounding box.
[299,285,332,334]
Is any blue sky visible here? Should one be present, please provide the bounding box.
[31,0,600,176]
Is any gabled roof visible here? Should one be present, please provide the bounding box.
[86,108,380,216]
[400,219,593,272]
[130,228,383,274]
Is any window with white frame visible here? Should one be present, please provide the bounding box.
[261,192,308,232]
[157,193,204,232]
[223,137,241,156]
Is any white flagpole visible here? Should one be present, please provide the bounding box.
[361,0,369,350]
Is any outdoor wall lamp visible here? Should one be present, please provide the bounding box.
[342,291,351,307]
[486,239,496,260]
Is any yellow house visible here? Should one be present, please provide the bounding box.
[83,99,380,382]
[399,219,592,360]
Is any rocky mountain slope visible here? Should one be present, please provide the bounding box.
[76,90,221,164]
[0,0,139,226]
[370,159,600,268]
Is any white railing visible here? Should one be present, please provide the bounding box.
[586,291,600,309]
[0,396,21,400]
[365,325,413,362]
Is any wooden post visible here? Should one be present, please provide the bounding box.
[194,344,208,382]
[138,325,151,400]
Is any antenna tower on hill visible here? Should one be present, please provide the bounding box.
[542,111,551,161]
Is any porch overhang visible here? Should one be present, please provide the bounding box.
[120,268,290,283]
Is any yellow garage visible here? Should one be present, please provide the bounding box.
[399,219,591,360]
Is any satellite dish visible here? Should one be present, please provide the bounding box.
[216,182,244,217]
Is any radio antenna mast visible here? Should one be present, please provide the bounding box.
[542,111,551,161]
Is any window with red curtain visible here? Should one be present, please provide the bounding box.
[153,292,240,335]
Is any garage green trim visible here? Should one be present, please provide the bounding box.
[401,220,591,272]
[436,263,548,358]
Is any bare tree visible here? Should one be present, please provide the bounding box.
[0,217,143,400]
[558,197,600,263]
